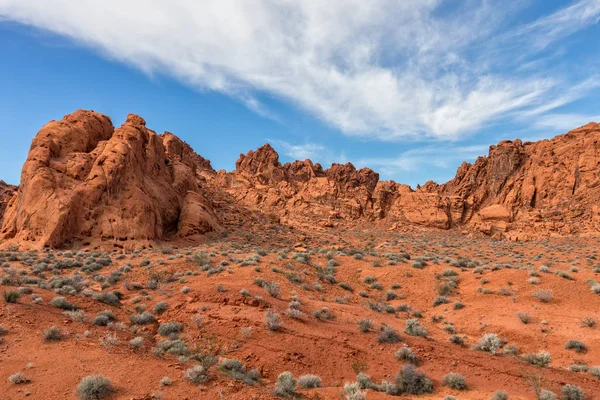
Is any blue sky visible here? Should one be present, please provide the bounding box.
[0,0,599,187]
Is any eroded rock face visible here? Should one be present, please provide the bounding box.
[1,110,219,247]
[0,180,17,227]
[439,122,600,237]
[3,110,600,247]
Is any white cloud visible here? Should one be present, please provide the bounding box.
[0,0,598,140]
[267,139,325,161]
[356,145,489,178]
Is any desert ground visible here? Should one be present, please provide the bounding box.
[2,225,600,399]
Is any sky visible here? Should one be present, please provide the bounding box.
[0,0,599,187]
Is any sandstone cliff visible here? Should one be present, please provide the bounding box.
[2,110,599,247]
[1,110,220,247]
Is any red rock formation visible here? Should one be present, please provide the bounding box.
[2,110,600,247]
[0,180,17,228]
[1,110,220,247]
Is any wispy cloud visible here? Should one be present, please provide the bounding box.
[267,139,325,161]
[0,0,598,141]
[356,145,489,179]
[267,139,348,167]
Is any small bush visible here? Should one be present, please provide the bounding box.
[433,296,450,307]
[43,326,62,341]
[50,296,78,310]
[129,312,156,325]
[491,391,509,400]
[397,365,433,395]
[297,374,322,388]
[539,389,557,400]
[358,319,373,333]
[154,302,168,315]
[516,312,531,324]
[564,340,587,353]
[158,321,183,337]
[473,333,503,355]
[344,382,366,400]
[8,372,29,384]
[378,325,402,344]
[265,311,283,331]
[159,376,172,386]
[522,351,551,367]
[312,307,334,321]
[3,291,20,303]
[533,290,552,303]
[395,344,418,364]
[561,384,585,400]
[184,365,210,384]
[93,310,115,326]
[77,375,113,399]
[129,337,144,349]
[273,371,296,397]
[404,319,428,337]
[443,372,467,390]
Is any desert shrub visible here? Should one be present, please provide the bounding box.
[404,319,428,337]
[581,317,596,328]
[8,372,29,384]
[159,376,172,386]
[344,382,366,400]
[589,366,600,378]
[3,290,20,303]
[473,333,503,355]
[522,351,551,367]
[378,325,402,343]
[443,372,467,390]
[261,281,280,298]
[129,312,156,325]
[218,358,262,385]
[297,374,322,388]
[312,307,334,321]
[265,311,283,331]
[43,326,62,341]
[129,336,144,349]
[397,365,433,395]
[154,339,190,356]
[533,290,553,303]
[154,301,168,315]
[158,321,183,337]
[65,309,88,323]
[92,291,120,306]
[561,384,585,400]
[516,312,531,324]
[192,251,211,267]
[395,345,418,364]
[184,365,210,384]
[273,371,296,397]
[77,375,113,400]
[285,308,304,319]
[358,319,373,333]
[93,310,115,326]
[491,391,509,400]
[50,296,78,310]
[539,389,557,400]
[453,301,465,310]
[433,296,450,307]
[354,372,373,389]
[564,340,587,353]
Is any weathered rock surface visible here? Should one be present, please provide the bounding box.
[2,110,600,247]
[1,110,220,247]
[0,180,17,228]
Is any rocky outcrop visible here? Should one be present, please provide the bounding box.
[437,122,600,237]
[0,180,17,228]
[2,110,600,247]
[1,110,220,248]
